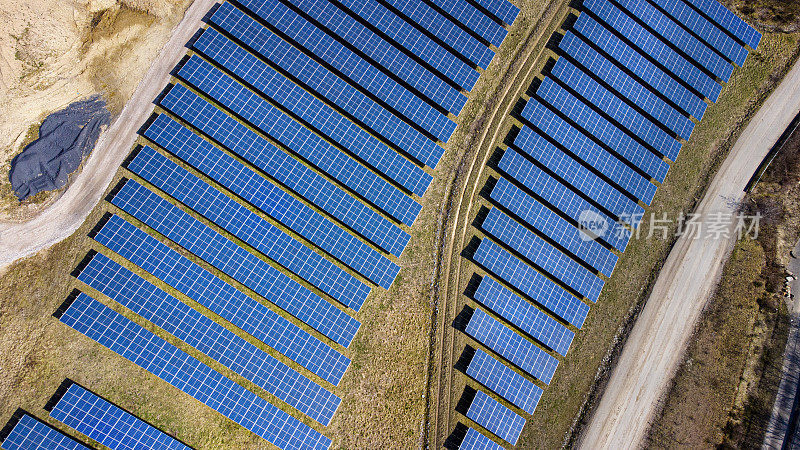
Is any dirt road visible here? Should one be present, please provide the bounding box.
[579,57,800,449]
[0,0,217,269]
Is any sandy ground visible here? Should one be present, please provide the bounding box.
[0,0,216,268]
[579,57,800,449]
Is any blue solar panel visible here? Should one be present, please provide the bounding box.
[583,0,722,102]
[682,0,761,50]
[532,79,669,188]
[573,14,708,120]
[94,214,349,385]
[466,390,525,445]
[483,208,604,302]
[50,383,190,450]
[234,0,456,143]
[497,148,631,252]
[459,427,503,450]
[126,146,371,310]
[474,277,574,356]
[466,348,543,415]
[559,31,695,141]
[110,180,360,348]
[76,253,341,425]
[1,415,89,450]
[191,32,432,199]
[60,293,331,450]
[143,120,399,290]
[425,0,507,47]
[613,0,733,81]
[470,0,519,25]
[282,0,465,115]
[551,58,683,162]
[514,125,647,225]
[473,238,590,328]
[336,0,479,91]
[209,4,445,169]
[465,308,559,384]
[381,0,495,69]
[491,177,618,277]
[648,0,749,67]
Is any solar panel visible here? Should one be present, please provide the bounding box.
[1,414,89,450]
[648,0,749,67]
[497,148,631,252]
[572,14,708,120]
[559,31,695,141]
[582,0,722,102]
[465,308,559,384]
[75,253,341,425]
[336,0,479,91]
[483,207,604,302]
[459,427,502,450]
[613,0,733,81]
[466,348,543,415]
[469,0,519,25]
[473,238,590,328]
[532,79,669,187]
[50,383,191,450]
[551,58,682,162]
[514,126,646,225]
[474,276,574,357]
[110,180,360,348]
[59,293,331,450]
[209,4,445,169]
[282,0,465,115]
[234,0,456,144]
[491,177,618,277]
[191,32,432,199]
[381,0,495,69]
[94,214,349,385]
[682,0,761,50]
[424,0,507,47]
[466,390,525,445]
[143,119,399,290]
[126,145,371,310]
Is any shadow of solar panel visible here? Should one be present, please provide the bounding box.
[235,0,456,143]
[483,208,604,301]
[583,0,722,102]
[573,14,708,121]
[551,58,682,162]
[283,0,465,115]
[110,180,360,347]
[466,348,543,415]
[470,0,519,26]
[473,239,589,328]
[559,31,695,141]
[76,253,341,425]
[497,149,631,252]
[50,383,191,450]
[459,427,503,450]
[126,146,371,310]
[1,414,90,450]
[94,215,349,385]
[514,126,646,225]
[59,294,331,450]
[425,0,507,47]
[532,79,669,187]
[682,0,761,50]
[336,0,479,91]
[491,177,618,277]
[614,0,733,81]
[466,390,525,445]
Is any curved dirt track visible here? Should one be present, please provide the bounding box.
[579,57,800,449]
[0,0,217,269]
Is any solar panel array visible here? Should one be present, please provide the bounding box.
[54,0,519,447]
[1,415,89,450]
[458,427,504,450]
[450,0,759,444]
[50,383,191,450]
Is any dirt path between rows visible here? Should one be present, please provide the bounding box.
[579,57,800,449]
[0,0,217,269]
